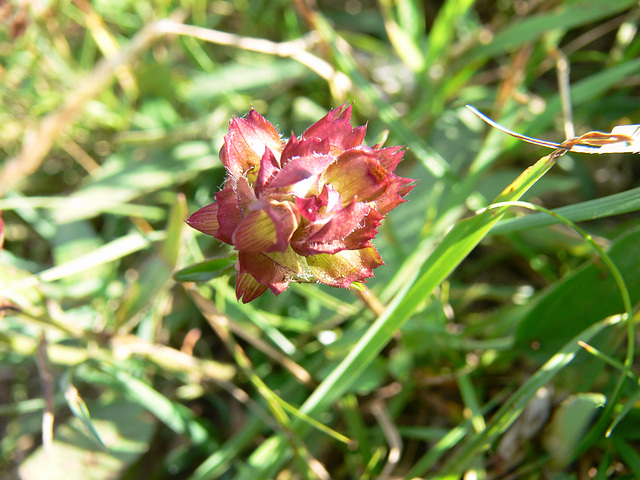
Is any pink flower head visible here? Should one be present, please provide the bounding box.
[187,104,414,302]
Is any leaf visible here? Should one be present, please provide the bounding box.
[18,400,156,480]
[235,149,559,478]
[514,225,640,359]
[181,59,310,104]
[114,195,186,328]
[174,256,237,282]
[62,373,107,452]
[492,186,640,234]
[542,393,607,467]
[462,0,637,61]
[101,365,215,448]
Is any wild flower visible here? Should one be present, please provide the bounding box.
[187,104,414,302]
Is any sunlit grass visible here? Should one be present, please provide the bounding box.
[1,1,640,479]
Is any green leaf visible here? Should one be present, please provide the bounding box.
[18,400,156,480]
[463,0,637,61]
[542,393,607,467]
[238,152,559,477]
[612,437,640,479]
[514,225,640,358]
[53,146,217,224]
[181,59,310,104]
[61,374,108,451]
[102,365,216,448]
[114,195,186,329]
[174,256,237,282]
[492,187,640,234]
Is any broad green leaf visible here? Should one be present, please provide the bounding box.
[181,59,310,103]
[0,196,164,220]
[514,225,640,358]
[427,316,621,478]
[18,400,156,480]
[542,393,606,467]
[14,231,163,290]
[114,195,186,331]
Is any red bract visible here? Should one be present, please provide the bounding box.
[187,104,414,302]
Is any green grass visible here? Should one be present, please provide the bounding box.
[2,1,640,479]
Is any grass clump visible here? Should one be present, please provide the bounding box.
[1,1,640,479]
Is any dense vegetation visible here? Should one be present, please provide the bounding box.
[1,1,640,478]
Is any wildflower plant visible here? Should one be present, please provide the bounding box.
[186,104,414,302]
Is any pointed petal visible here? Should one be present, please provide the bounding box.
[233,201,299,253]
[222,109,282,178]
[269,152,334,190]
[295,195,321,222]
[280,134,330,167]
[321,183,343,213]
[255,147,281,196]
[233,209,279,252]
[295,200,370,255]
[375,146,406,172]
[373,175,416,216]
[324,148,389,203]
[235,176,258,213]
[238,248,302,296]
[306,247,384,288]
[302,103,367,152]
[238,252,289,296]
[235,271,268,303]
[344,209,384,250]
[294,184,333,223]
[214,177,245,244]
[264,201,300,252]
[186,203,219,236]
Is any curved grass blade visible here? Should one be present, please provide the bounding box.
[101,365,215,448]
[299,151,559,418]
[61,372,108,452]
[430,199,634,476]
[238,150,561,478]
[466,105,564,150]
[491,186,640,234]
[430,315,623,478]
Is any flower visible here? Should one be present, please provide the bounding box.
[187,104,414,302]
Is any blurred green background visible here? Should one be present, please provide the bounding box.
[1,0,640,479]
